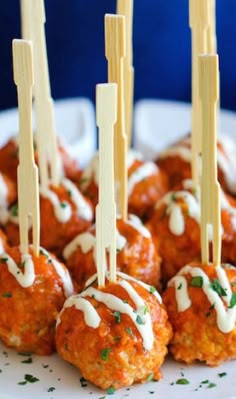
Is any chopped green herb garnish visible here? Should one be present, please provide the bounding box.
[122,299,128,304]
[39,249,48,257]
[10,204,18,217]
[177,283,182,290]
[18,352,32,356]
[19,261,25,269]
[18,381,27,385]
[210,279,227,296]
[100,348,111,361]
[79,177,89,186]
[67,190,72,197]
[147,373,154,382]
[21,357,32,364]
[107,387,116,395]
[228,292,236,308]
[80,377,87,387]
[47,387,55,392]
[1,257,8,264]
[142,305,149,315]
[2,292,12,298]
[60,202,67,209]
[190,276,203,288]
[205,311,211,317]
[116,248,121,253]
[136,315,145,325]
[201,379,209,384]
[113,336,121,342]
[218,372,227,378]
[207,383,216,389]
[150,286,156,294]
[126,327,133,337]
[113,311,121,324]
[25,374,39,383]
[176,378,190,385]
[171,193,177,202]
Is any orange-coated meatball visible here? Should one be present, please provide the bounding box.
[56,274,172,390]
[146,190,201,284]
[0,172,17,225]
[0,137,81,184]
[0,229,8,254]
[163,262,236,366]
[5,179,93,257]
[0,246,74,355]
[156,134,236,195]
[63,214,162,292]
[80,151,168,220]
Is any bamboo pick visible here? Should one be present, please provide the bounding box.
[21,0,61,189]
[117,0,134,148]
[96,83,117,286]
[199,54,221,266]
[189,0,210,187]
[13,39,40,256]
[105,14,128,221]
[207,0,217,53]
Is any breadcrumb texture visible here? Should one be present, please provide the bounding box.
[0,246,71,355]
[162,262,236,366]
[56,279,172,390]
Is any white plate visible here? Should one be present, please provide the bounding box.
[1,99,236,399]
[133,99,236,159]
[0,97,96,167]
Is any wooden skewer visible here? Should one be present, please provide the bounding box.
[117,0,134,148]
[189,0,210,187]
[207,0,217,53]
[199,54,221,266]
[13,39,40,256]
[105,14,128,221]
[21,0,61,189]
[96,83,117,286]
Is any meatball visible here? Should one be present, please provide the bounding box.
[0,136,81,184]
[5,178,93,257]
[63,214,162,292]
[79,150,168,220]
[146,190,201,283]
[56,273,172,390]
[0,245,74,355]
[163,262,236,366]
[156,134,236,195]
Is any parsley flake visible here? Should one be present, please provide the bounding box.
[107,387,116,395]
[60,202,67,209]
[190,276,203,288]
[176,378,190,385]
[47,387,55,392]
[136,315,145,325]
[210,279,227,296]
[100,348,111,361]
[150,286,156,294]
[0,257,8,264]
[126,327,133,337]
[218,372,227,378]
[177,283,182,290]
[25,374,39,383]
[207,383,216,388]
[10,204,18,217]
[113,310,121,324]
[229,292,236,308]
[21,357,32,364]
[2,292,12,298]
[147,373,154,382]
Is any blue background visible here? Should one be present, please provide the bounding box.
[0,0,235,111]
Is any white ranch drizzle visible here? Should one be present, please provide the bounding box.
[80,150,144,190]
[80,282,154,350]
[0,247,74,297]
[0,238,4,254]
[63,229,126,261]
[158,145,191,162]
[40,178,92,223]
[125,214,151,238]
[0,173,8,208]
[63,214,150,261]
[168,265,236,333]
[61,178,92,221]
[155,191,200,236]
[57,295,101,328]
[128,162,158,196]
[40,187,72,223]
